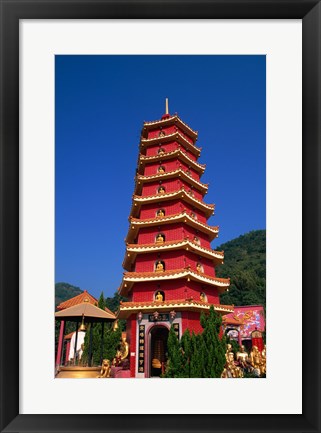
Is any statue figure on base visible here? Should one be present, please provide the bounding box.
[221,351,243,378]
[236,345,252,372]
[155,261,164,272]
[112,335,129,367]
[97,359,111,378]
[261,344,266,375]
[249,345,264,376]
[155,291,163,302]
[156,233,164,243]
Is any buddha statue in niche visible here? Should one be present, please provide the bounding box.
[155,291,163,302]
[157,209,165,217]
[156,233,164,243]
[155,261,164,272]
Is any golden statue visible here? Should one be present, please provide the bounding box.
[193,236,200,245]
[236,345,251,370]
[97,359,111,378]
[158,186,165,194]
[249,345,263,376]
[158,148,165,155]
[196,263,203,273]
[156,233,164,243]
[155,261,164,272]
[112,335,129,367]
[119,336,129,360]
[157,209,165,217]
[221,352,243,378]
[158,166,165,173]
[225,343,233,362]
[261,344,266,375]
[200,292,206,302]
[155,291,163,302]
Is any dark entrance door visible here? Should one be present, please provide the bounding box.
[150,326,169,377]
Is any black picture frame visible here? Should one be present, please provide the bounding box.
[0,1,320,432]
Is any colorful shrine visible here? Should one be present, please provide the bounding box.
[117,102,235,378]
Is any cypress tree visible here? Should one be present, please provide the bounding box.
[165,325,184,377]
[189,332,205,378]
[200,306,226,377]
[180,329,192,378]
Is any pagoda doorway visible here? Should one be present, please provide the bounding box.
[149,326,169,378]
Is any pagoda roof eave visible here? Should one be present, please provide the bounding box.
[122,239,224,270]
[125,212,219,244]
[119,268,230,296]
[130,189,214,219]
[117,299,234,319]
[135,169,208,195]
[139,149,206,175]
[143,115,198,139]
[140,132,201,157]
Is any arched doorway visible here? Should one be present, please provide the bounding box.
[149,326,169,377]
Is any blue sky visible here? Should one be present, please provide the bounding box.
[55,55,266,298]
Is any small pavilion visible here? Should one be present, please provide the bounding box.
[55,290,116,378]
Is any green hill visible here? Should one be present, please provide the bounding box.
[55,282,83,308]
[216,230,266,308]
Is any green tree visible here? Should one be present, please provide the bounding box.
[180,330,192,378]
[164,326,184,378]
[200,306,226,377]
[189,332,205,378]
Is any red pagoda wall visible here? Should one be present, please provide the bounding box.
[130,280,220,304]
[137,224,212,248]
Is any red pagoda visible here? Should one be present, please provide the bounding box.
[118,101,234,378]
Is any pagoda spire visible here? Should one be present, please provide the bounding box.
[162,98,171,119]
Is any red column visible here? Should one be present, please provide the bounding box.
[55,320,65,367]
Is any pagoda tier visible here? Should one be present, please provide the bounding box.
[118,299,234,320]
[142,114,198,141]
[130,189,214,219]
[135,168,208,195]
[120,268,230,296]
[117,107,232,377]
[140,132,201,158]
[123,239,224,270]
[138,149,206,175]
[125,212,219,244]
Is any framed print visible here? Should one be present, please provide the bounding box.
[0,1,320,432]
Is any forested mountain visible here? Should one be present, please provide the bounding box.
[55,282,82,307]
[216,230,266,308]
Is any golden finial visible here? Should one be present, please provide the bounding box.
[165,98,169,114]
